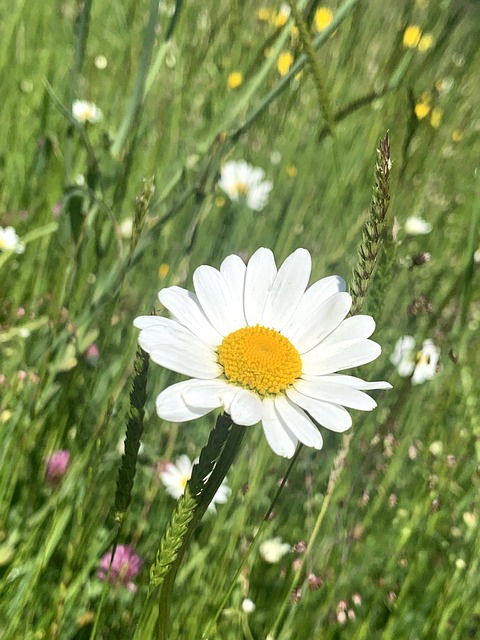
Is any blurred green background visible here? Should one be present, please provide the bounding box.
[1,0,479,638]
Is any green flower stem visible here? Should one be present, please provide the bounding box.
[202,446,303,640]
[65,0,93,185]
[155,419,246,640]
[110,0,161,160]
[90,349,149,640]
[268,434,353,639]
[287,0,335,134]
[113,348,150,523]
[350,132,392,315]
[134,415,246,640]
[111,0,184,161]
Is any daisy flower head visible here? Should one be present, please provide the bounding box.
[404,215,432,235]
[259,536,291,563]
[72,100,103,124]
[218,160,273,212]
[0,225,25,254]
[160,454,231,513]
[134,248,391,459]
[390,335,439,384]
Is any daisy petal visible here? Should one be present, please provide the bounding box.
[193,265,240,335]
[133,315,167,329]
[285,275,346,336]
[302,339,382,375]
[229,388,263,426]
[274,396,323,448]
[247,181,273,211]
[262,248,312,331]
[244,248,277,325]
[156,381,219,422]
[220,254,247,326]
[261,398,297,458]
[181,379,230,409]
[159,286,223,346]
[294,378,377,410]
[287,388,352,432]
[320,315,376,345]
[289,292,352,353]
[314,374,392,390]
[138,320,221,378]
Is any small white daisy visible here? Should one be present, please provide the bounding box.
[404,216,432,236]
[72,100,103,124]
[241,598,256,614]
[0,226,25,254]
[390,335,439,385]
[259,537,291,563]
[218,160,273,211]
[135,248,391,459]
[160,454,231,513]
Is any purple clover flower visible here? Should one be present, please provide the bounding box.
[98,544,143,591]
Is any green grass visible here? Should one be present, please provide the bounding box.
[1,0,479,638]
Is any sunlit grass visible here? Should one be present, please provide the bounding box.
[1,0,479,638]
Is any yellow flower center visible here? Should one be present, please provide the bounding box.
[416,350,431,366]
[234,180,248,195]
[217,325,302,396]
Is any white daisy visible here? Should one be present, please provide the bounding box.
[0,225,25,254]
[72,100,103,124]
[404,216,432,235]
[160,454,231,513]
[135,248,390,458]
[390,335,439,385]
[241,598,256,614]
[259,537,291,563]
[218,160,273,211]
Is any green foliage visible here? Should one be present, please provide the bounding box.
[1,0,479,639]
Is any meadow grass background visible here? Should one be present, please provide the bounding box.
[1,0,480,638]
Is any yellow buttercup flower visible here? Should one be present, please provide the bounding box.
[286,165,298,178]
[314,7,334,32]
[1,410,12,423]
[403,25,422,48]
[227,71,243,89]
[277,51,294,76]
[418,33,434,52]
[430,108,442,129]
[158,263,170,279]
[451,129,463,142]
[257,8,272,21]
[415,102,431,120]
[274,4,291,27]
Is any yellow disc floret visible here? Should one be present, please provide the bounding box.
[217,325,302,396]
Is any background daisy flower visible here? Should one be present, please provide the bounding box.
[160,454,231,513]
[390,335,440,384]
[72,100,103,124]
[404,215,432,235]
[259,536,291,563]
[0,225,25,253]
[218,160,273,211]
[135,248,391,458]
